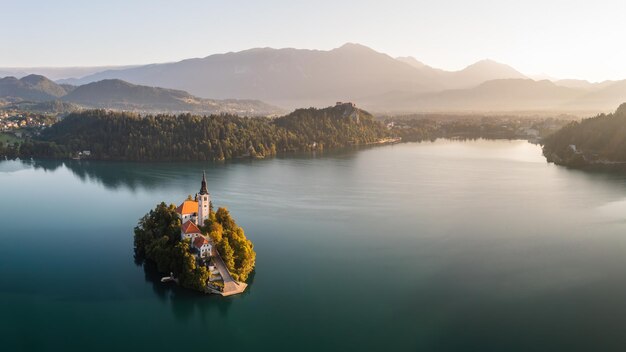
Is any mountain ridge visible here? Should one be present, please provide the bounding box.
[0,75,282,115]
[58,43,530,108]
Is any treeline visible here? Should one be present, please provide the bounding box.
[2,104,388,161]
[386,116,569,142]
[542,103,626,167]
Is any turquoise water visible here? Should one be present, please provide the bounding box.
[3,139,626,351]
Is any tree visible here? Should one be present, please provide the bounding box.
[215,207,235,231]
[183,266,210,292]
[218,238,235,270]
[208,222,223,243]
[23,105,389,161]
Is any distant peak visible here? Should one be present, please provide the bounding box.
[477,59,498,64]
[93,78,134,86]
[334,43,375,52]
[396,56,428,69]
[465,59,507,69]
[615,102,626,115]
[460,59,526,79]
[20,74,51,84]
[22,73,47,79]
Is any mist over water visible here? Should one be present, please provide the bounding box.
[2,139,626,351]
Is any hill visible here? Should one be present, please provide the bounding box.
[449,60,527,88]
[61,79,280,115]
[0,75,282,116]
[59,43,528,109]
[565,81,626,111]
[542,103,626,167]
[0,74,68,101]
[0,66,140,81]
[62,79,194,108]
[273,102,388,148]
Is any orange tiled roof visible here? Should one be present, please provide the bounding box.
[176,200,198,215]
[193,236,209,248]
[182,220,201,234]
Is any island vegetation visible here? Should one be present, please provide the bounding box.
[133,202,255,292]
[542,103,626,168]
[202,207,256,282]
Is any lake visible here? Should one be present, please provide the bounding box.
[2,139,626,351]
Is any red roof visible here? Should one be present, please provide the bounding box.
[181,220,201,235]
[193,236,209,248]
[176,200,198,215]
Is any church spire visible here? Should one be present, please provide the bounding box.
[199,171,209,195]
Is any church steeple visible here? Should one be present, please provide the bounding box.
[199,171,209,195]
[196,171,210,226]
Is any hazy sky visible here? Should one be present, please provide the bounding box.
[2,0,626,81]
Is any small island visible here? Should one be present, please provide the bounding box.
[133,172,255,296]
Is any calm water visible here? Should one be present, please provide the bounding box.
[3,139,626,351]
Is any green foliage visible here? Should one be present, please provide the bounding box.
[0,133,20,145]
[217,238,236,270]
[273,104,388,150]
[182,266,211,292]
[228,227,256,282]
[133,202,180,257]
[542,104,626,166]
[384,115,569,143]
[133,201,256,291]
[215,207,235,231]
[7,104,389,161]
[133,202,210,292]
[207,222,224,243]
[210,207,256,282]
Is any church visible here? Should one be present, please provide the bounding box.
[176,172,213,258]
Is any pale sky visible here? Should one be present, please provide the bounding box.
[2,0,626,82]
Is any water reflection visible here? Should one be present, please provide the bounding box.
[5,140,626,351]
[1,149,364,192]
[3,141,626,197]
[141,260,235,322]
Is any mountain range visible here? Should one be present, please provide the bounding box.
[0,66,139,81]
[57,43,531,109]
[4,43,626,114]
[0,75,281,115]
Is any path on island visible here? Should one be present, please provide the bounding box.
[212,248,247,296]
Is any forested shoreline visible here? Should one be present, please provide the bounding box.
[0,103,389,161]
[542,103,626,168]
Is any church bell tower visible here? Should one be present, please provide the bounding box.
[197,171,210,226]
